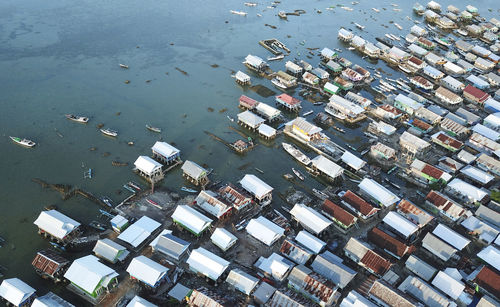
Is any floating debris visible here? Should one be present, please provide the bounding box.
[119,64,128,69]
[207,107,214,112]
[264,24,277,29]
[210,64,219,68]
[112,161,128,167]
[219,108,228,113]
[124,80,130,84]
[89,147,97,151]
[175,67,188,75]
[96,123,104,129]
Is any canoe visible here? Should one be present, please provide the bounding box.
[146,125,161,133]
[292,168,305,180]
[9,136,36,147]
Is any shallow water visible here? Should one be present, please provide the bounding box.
[0,0,497,304]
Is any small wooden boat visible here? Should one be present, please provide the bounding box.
[99,209,115,219]
[255,167,265,174]
[292,168,305,181]
[332,126,345,133]
[146,125,161,133]
[100,196,114,208]
[9,136,36,147]
[227,115,235,122]
[123,184,136,193]
[181,186,198,193]
[127,181,141,191]
[267,54,284,61]
[313,101,324,106]
[347,47,355,51]
[49,242,66,251]
[100,128,118,137]
[303,110,314,116]
[278,11,287,19]
[230,10,247,16]
[146,199,161,209]
[66,114,89,123]
[119,64,129,69]
[355,23,365,30]
[89,221,106,231]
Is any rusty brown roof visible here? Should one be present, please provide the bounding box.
[380,104,403,115]
[421,164,444,179]
[368,227,415,258]
[360,250,392,276]
[412,118,432,131]
[435,132,464,149]
[341,190,378,216]
[31,249,69,276]
[322,199,356,226]
[464,85,490,103]
[369,281,417,307]
[475,266,500,299]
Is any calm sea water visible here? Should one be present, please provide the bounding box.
[0,0,498,304]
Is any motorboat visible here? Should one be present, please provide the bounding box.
[66,114,89,123]
[9,136,36,147]
[292,168,305,181]
[282,142,311,166]
[119,64,129,69]
[303,110,314,116]
[230,10,247,16]
[267,54,284,61]
[100,128,118,137]
[181,186,198,193]
[355,23,365,30]
[146,124,161,133]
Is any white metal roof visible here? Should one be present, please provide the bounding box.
[444,61,464,74]
[460,165,494,184]
[473,124,500,141]
[484,113,500,129]
[422,233,457,261]
[240,174,273,198]
[290,203,332,234]
[32,292,75,307]
[235,70,250,82]
[433,224,470,250]
[461,216,499,244]
[341,151,366,171]
[244,54,266,67]
[442,75,464,89]
[324,82,339,93]
[110,215,128,229]
[211,228,237,251]
[256,253,293,281]
[405,255,437,281]
[311,155,344,179]
[237,110,265,128]
[295,230,325,254]
[255,102,281,119]
[126,256,168,287]
[171,205,212,235]
[447,178,488,203]
[476,205,500,228]
[399,276,450,307]
[126,295,157,307]
[258,124,276,137]
[134,156,162,175]
[151,141,179,158]
[181,160,206,179]
[431,271,465,300]
[33,210,80,240]
[311,251,357,289]
[64,255,118,294]
[186,247,230,280]
[0,278,36,306]
[477,245,500,271]
[340,291,376,307]
[246,216,284,246]
[117,216,161,248]
[383,211,418,238]
[92,238,127,262]
[225,269,259,295]
[359,178,400,207]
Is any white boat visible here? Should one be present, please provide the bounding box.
[340,6,353,11]
[325,105,347,120]
[303,110,314,116]
[292,168,305,181]
[347,47,355,51]
[355,23,365,30]
[271,78,287,90]
[379,80,396,91]
[146,124,161,133]
[385,33,395,41]
[9,136,36,147]
[100,128,118,137]
[267,54,284,61]
[282,142,311,166]
[227,115,235,122]
[66,114,89,123]
[244,2,257,6]
[230,10,247,16]
[372,8,380,12]
[119,64,129,69]
[278,11,287,19]
[394,23,403,30]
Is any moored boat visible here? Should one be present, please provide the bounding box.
[9,136,36,147]
[89,221,106,231]
[303,110,314,116]
[282,142,311,166]
[292,168,305,180]
[355,23,365,30]
[100,196,114,208]
[267,54,284,61]
[66,114,89,123]
[100,128,118,137]
[271,78,287,90]
[119,64,129,69]
[146,124,162,133]
[230,10,247,16]
[181,186,198,193]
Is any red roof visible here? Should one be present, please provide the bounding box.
[360,250,392,276]
[322,199,356,226]
[412,118,432,131]
[421,164,444,179]
[276,94,301,106]
[426,190,448,207]
[368,227,415,258]
[32,249,69,276]
[341,190,378,216]
[239,95,259,108]
[379,104,403,115]
[435,132,464,149]
[408,56,424,65]
[464,85,490,103]
[474,266,500,299]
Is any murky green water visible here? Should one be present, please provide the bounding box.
[0,0,498,304]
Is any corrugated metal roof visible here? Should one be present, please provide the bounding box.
[359,178,400,207]
[187,248,229,281]
[0,278,36,306]
[246,216,284,246]
[181,160,207,179]
[447,178,489,203]
[311,252,357,289]
[477,246,500,272]
[64,255,118,294]
[322,199,356,226]
[311,155,344,179]
[397,199,434,227]
[33,210,80,240]
[398,276,450,307]
[294,230,325,254]
[474,266,500,298]
[288,265,337,304]
[405,255,437,281]
[126,256,168,287]
[93,239,127,263]
[431,271,465,300]
[368,280,417,307]
[344,237,370,261]
[256,253,294,281]
[280,239,313,265]
[290,203,332,234]
[210,228,237,251]
[171,205,212,235]
[368,227,414,258]
[240,174,273,198]
[117,216,161,248]
[151,141,179,158]
[225,269,259,295]
[32,292,75,307]
[32,249,68,276]
[421,233,457,261]
[134,156,162,175]
[360,250,392,275]
[383,211,418,238]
